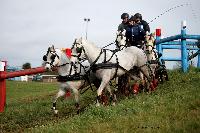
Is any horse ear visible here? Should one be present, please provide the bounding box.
[49,45,55,51]
[52,45,54,49]
[152,32,156,37]
[80,37,83,43]
[145,34,149,40]
[74,38,77,43]
[146,31,150,35]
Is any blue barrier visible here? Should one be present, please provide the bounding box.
[155,21,200,72]
[198,50,200,67]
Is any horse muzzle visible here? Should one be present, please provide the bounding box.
[146,50,151,54]
[44,63,52,71]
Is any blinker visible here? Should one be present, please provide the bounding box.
[76,47,82,53]
[51,55,56,60]
[43,55,47,61]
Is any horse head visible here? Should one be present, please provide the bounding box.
[115,30,126,50]
[71,38,87,61]
[145,32,156,55]
[43,45,62,70]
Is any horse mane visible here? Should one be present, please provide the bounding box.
[80,37,101,49]
[55,48,70,64]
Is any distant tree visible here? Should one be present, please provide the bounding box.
[22,62,31,69]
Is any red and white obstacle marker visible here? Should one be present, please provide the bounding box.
[0,61,7,112]
[0,64,46,112]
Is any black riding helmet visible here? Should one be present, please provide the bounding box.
[121,13,129,19]
[129,16,135,21]
[134,13,142,20]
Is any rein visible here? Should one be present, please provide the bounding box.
[102,41,116,49]
[43,47,71,68]
[72,41,121,80]
[115,32,127,50]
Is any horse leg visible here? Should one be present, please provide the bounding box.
[105,84,117,106]
[140,65,153,93]
[125,76,131,97]
[150,64,158,88]
[52,88,66,115]
[164,70,169,81]
[71,87,80,114]
[139,72,146,93]
[96,79,110,107]
[128,72,142,95]
[120,74,130,97]
[115,77,119,88]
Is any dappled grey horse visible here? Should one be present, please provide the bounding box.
[71,37,153,106]
[43,45,101,114]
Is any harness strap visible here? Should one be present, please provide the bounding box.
[102,42,115,49]
[114,54,119,79]
[80,63,95,92]
[90,49,104,68]
[57,62,70,67]
[103,49,106,63]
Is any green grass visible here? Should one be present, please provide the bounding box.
[0,68,200,133]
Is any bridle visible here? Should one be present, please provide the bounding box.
[71,40,86,61]
[115,31,127,50]
[145,34,155,54]
[43,47,69,68]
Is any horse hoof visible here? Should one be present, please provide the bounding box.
[112,102,116,106]
[53,110,58,115]
[96,102,100,107]
[132,83,139,95]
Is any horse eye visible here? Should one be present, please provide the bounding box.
[43,55,47,61]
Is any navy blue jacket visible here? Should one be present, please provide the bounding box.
[125,24,146,42]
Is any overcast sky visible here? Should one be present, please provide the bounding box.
[0,0,200,68]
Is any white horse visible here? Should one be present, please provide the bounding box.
[144,35,169,84]
[115,30,155,93]
[145,33,158,75]
[71,37,152,106]
[43,45,101,114]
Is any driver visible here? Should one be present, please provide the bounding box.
[118,13,129,32]
[125,16,146,49]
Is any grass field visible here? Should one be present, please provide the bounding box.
[0,68,200,133]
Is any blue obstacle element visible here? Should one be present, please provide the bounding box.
[161,41,197,45]
[161,45,199,50]
[155,21,200,72]
[198,50,200,67]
